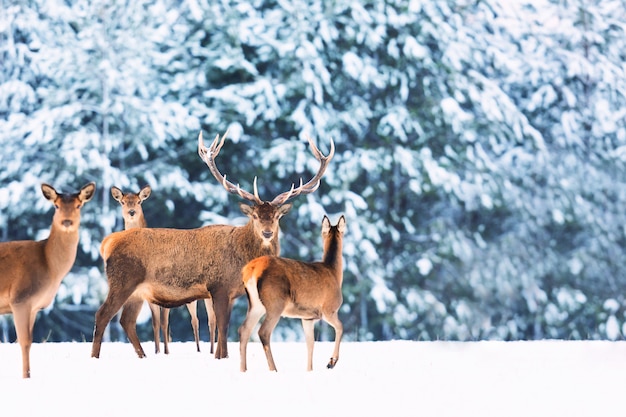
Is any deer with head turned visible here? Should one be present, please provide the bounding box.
[91,131,334,360]
[111,185,217,354]
[239,215,346,372]
[0,182,96,378]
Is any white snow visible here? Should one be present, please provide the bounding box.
[0,340,624,416]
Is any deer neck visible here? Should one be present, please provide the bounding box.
[44,226,80,280]
[124,218,146,229]
[241,222,280,257]
[322,236,343,283]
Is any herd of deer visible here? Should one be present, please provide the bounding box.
[0,131,345,378]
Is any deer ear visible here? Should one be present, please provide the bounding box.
[111,186,123,202]
[239,202,254,216]
[41,184,58,202]
[79,182,96,203]
[139,185,151,201]
[277,203,292,217]
[337,215,346,233]
[322,215,331,234]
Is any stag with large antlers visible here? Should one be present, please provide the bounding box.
[92,131,334,360]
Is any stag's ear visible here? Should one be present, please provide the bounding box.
[111,186,123,202]
[239,202,254,216]
[277,203,292,218]
[41,184,58,202]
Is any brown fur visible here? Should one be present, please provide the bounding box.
[239,215,346,372]
[0,182,95,378]
[92,202,292,360]
[93,130,333,360]
[111,185,217,355]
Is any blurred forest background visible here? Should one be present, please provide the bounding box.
[1,0,626,344]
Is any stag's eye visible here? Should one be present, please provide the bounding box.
[54,204,60,209]
[76,204,82,209]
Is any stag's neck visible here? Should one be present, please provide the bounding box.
[239,222,281,258]
[44,226,80,279]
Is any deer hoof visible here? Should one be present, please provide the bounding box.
[327,357,338,369]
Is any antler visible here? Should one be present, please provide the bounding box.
[198,131,334,206]
[198,130,263,205]
[269,134,335,206]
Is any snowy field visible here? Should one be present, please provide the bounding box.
[0,340,624,416]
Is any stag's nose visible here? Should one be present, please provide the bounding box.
[128,209,136,217]
[262,231,274,239]
[62,220,73,228]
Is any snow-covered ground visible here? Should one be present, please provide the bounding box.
[0,340,624,416]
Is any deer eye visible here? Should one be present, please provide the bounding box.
[54,204,60,209]
[76,204,82,209]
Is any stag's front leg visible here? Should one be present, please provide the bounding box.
[212,294,234,359]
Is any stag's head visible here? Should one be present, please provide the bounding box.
[198,130,334,246]
[42,182,96,232]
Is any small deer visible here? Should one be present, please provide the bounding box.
[0,182,96,378]
[239,215,346,372]
[111,185,217,354]
[91,131,334,360]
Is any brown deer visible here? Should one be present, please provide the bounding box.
[111,185,217,354]
[91,131,334,360]
[239,215,346,372]
[0,182,96,378]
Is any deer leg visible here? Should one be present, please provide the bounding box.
[120,299,147,358]
[323,311,343,369]
[258,311,281,372]
[204,297,217,354]
[147,302,161,354]
[186,301,201,352]
[238,296,266,372]
[159,307,170,354]
[12,304,34,378]
[92,288,135,358]
[213,294,234,359]
[301,319,317,372]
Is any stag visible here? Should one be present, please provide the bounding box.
[239,215,346,372]
[111,185,217,354]
[0,182,96,378]
[91,131,334,360]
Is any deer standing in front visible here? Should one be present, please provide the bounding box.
[111,185,217,354]
[239,215,346,372]
[0,182,96,378]
[91,131,334,360]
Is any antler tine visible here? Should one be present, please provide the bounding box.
[270,135,334,206]
[198,130,262,205]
